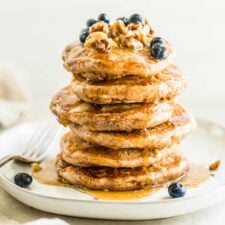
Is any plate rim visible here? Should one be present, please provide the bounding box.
[1,172,225,205]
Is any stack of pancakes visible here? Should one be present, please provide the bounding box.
[50,18,196,191]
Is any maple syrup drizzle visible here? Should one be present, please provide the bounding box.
[79,188,161,200]
[33,160,210,200]
[180,163,209,188]
[33,160,66,187]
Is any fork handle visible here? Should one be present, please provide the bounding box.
[0,154,14,168]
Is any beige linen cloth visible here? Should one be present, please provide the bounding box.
[0,62,30,128]
[23,218,69,225]
[0,216,69,225]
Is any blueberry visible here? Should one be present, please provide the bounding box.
[14,173,33,188]
[151,43,168,60]
[86,18,97,27]
[98,13,110,24]
[79,28,89,43]
[117,17,129,26]
[168,183,186,198]
[150,37,166,48]
[129,14,143,24]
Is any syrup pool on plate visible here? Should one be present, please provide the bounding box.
[32,160,210,200]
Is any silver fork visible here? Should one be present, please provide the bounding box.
[0,122,60,167]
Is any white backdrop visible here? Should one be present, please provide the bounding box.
[0,0,225,107]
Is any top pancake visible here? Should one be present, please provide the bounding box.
[62,41,175,80]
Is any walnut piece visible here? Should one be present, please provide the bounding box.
[89,21,109,35]
[110,20,127,37]
[209,160,221,171]
[119,33,143,49]
[84,32,112,52]
[127,22,143,32]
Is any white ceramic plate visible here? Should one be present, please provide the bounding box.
[0,119,225,220]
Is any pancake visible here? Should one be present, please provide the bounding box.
[56,152,188,191]
[61,132,180,168]
[71,65,187,104]
[62,41,175,80]
[50,86,174,131]
[50,15,196,193]
[70,104,196,149]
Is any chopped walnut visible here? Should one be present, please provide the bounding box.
[127,22,143,32]
[115,22,152,49]
[110,20,127,37]
[119,31,143,50]
[209,160,221,171]
[140,34,151,47]
[84,32,112,52]
[142,24,151,36]
[83,17,156,51]
[140,24,153,46]
[122,37,143,50]
[89,21,109,35]
[143,19,155,34]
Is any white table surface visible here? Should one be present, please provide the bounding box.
[0,100,225,225]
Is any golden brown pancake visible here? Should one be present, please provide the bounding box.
[50,86,174,131]
[50,16,196,192]
[56,152,188,191]
[71,65,187,104]
[61,132,181,168]
[62,41,175,80]
[70,104,196,149]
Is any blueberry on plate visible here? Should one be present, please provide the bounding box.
[98,13,110,24]
[79,28,89,43]
[117,17,129,26]
[86,18,97,27]
[129,14,143,24]
[168,183,186,198]
[150,43,168,60]
[14,173,33,188]
[150,37,166,48]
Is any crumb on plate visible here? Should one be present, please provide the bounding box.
[32,162,42,173]
[209,160,221,171]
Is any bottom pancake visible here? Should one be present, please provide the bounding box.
[61,131,181,168]
[56,153,188,191]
